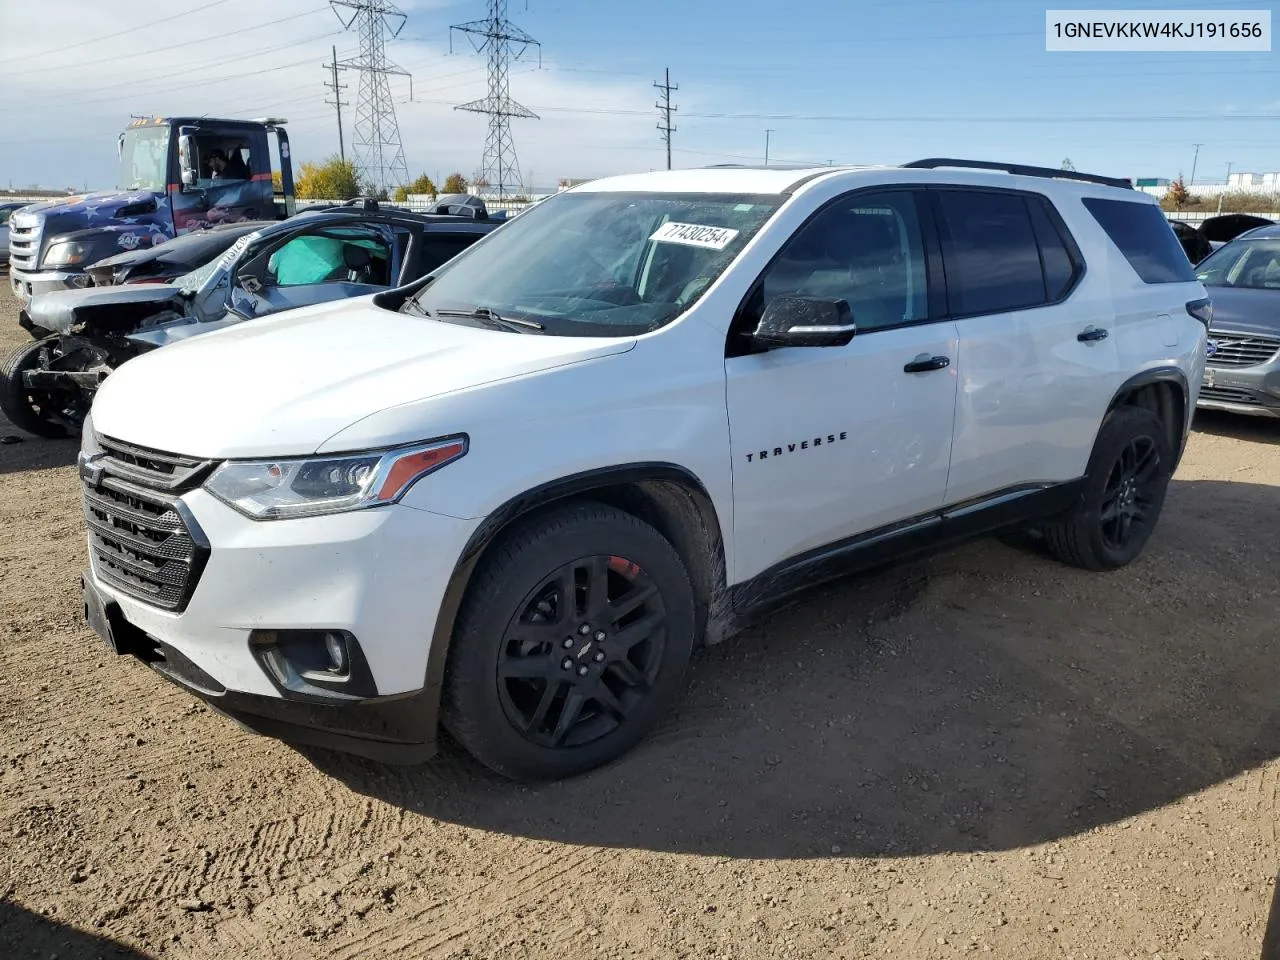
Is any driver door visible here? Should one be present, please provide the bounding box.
[725,189,960,582]
[235,221,399,317]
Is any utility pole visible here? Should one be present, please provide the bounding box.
[451,0,541,200]
[654,66,677,171]
[331,0,412,196]
[1217,160,1234,214]
[1189,143,1203,185]
[764,129,774,166]
[324,44,349,162]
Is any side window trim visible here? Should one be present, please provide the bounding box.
[925,185,1088,322]
[727,184,944,357]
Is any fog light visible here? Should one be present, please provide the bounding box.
[323,631,349,674]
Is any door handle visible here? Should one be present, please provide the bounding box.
[903,355,951,373]
[1077,327,1109,342]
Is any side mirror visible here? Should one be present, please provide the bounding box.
[752,295,856,348]
[177,132,197,188]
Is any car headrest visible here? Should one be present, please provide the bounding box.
[343,244,372,271]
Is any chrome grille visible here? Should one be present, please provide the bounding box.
[82,436,216,612]
[1206,331,1280,369]
[8,214,42,272]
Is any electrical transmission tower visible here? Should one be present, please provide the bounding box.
[451,0,541,199]
[655,67,677,170]
[331,0,411,195]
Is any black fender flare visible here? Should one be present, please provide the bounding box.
[415,462,726,741]
[1105,365,1192,464]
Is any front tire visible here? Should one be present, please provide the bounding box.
[0,339,70,438]
[442,502,696,781]
[1043,405,1173,571]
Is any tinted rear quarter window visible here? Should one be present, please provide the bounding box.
[1082,197,1196,283]
[1027,199,1081,299]
[935,190,1046,316]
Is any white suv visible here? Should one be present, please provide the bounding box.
[78,159,1208,781]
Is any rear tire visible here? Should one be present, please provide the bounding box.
[1043,405,1173,571]
[0,339,69,438]
[442,502,696,781]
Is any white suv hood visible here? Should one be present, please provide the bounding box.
[90,298,636,458]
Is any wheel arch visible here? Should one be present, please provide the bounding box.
[1104,366,1190,468]
[418,463,729,740]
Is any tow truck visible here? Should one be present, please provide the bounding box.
[9,116,295,313]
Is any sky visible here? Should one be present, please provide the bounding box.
[1,0,1277,192]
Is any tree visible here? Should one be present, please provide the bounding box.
[1163,175,1191,210]
[442,172,468,194]
[393,173,438,202]
[294,156,360,200]
[1060,158,1076,171]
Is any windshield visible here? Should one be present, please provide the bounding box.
[119,126,171,192]
[411,190,784,336]
[1195,239,1280,290]
[172,230,259,295]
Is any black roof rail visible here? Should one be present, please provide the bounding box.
[902,158,1132,190]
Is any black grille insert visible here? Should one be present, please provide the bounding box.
[82,436,217,612]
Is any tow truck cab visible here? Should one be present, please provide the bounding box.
[9,116,295,309]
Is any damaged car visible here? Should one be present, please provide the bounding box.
[83,219,272,288]
[1,205,501,436]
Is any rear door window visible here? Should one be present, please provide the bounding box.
[934,190,1047,316]
[1082,197,1197,283]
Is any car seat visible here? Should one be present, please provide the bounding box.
[341,243,375,284]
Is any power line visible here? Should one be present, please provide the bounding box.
[332,0,413,194]
[451,0,541,199]
[7,0,238,65]
[324,45,350,161]
[407,97,1280,125]
[18,32,343,109]
[654,67,677,171]
[20,7,332,76]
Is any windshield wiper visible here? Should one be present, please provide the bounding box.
[399,298,432,318]
[434,306,545,333]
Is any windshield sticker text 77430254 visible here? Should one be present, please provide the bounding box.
[649,221,741,250]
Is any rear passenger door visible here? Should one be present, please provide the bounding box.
[933,187,1121,506]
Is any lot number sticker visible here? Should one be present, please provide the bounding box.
[650,221,740,250]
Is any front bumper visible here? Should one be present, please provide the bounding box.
[9,267,90,306]
[1197,361,1280,418]
[82,489,479,762]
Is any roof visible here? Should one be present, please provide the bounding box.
[289,207,498,231]
[570,160,1136,198]
[1232,223,1280,240]
[573,166,876,195]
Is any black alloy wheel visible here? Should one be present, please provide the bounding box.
[497,555,666,749]
[1099,435,1161,551]
[442,502,696,781]
[1042,404,1173,571]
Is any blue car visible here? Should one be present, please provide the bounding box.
[2,204,501,436]
[1194,222,1280,418]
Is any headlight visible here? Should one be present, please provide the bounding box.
[203,436,468,520]
[42,239,97,268]
[80,412,104,457]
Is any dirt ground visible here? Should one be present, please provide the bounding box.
[1,278,1279,960]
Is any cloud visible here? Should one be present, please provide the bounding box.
[0,0,709,191]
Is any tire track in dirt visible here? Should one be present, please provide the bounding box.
[322,846,600,960]
[117,799,409,909]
